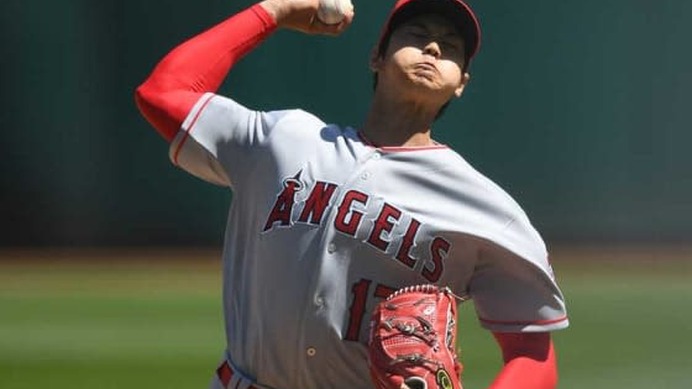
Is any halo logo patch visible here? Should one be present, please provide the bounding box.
[436,369,454,389]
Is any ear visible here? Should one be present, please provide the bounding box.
[454,72,471,98]
[369,47,383,72]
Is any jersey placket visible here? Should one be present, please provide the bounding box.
[296,148,383,381]
[318,148,382,256]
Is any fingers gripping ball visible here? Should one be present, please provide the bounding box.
[368,285,465,389]
[317,0,353,25]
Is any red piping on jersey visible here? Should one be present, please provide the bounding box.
[172,94,216,165]
[480,315,568,327]
[357,131,449,152]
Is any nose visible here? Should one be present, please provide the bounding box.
[422,41,441,59]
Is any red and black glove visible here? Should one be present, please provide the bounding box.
[368,285,465,389]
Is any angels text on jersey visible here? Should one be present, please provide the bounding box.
[262,170,451,283]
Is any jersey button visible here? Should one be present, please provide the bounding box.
[306,347,317,357]
[314,295,324,307]
[361,172,371,180]
[372,152,381,160]
[327,242,336,253]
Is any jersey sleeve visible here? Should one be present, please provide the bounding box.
[468,220,569,333]
[168,92,295,188]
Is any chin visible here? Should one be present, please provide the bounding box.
[409,78,447,95]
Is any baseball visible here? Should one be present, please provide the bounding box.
[317,0,353,25]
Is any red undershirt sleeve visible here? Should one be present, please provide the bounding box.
[487,332,558,389]
[134,4,277,141]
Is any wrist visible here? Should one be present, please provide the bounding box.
[259,0,290,25]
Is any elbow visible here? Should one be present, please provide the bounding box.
[134,81,156,122]
[133,81,178,142]
[134,83,149,120]
[134,83,147,113]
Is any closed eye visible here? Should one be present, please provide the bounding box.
[441,40,462,51]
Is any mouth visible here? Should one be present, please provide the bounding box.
[414,62,438,73]
[411,62,439,82]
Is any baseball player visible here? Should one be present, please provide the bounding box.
[135,0,569,388]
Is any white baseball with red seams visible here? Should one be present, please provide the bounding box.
[317,0,353,24]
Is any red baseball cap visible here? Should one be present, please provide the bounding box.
[377,0,482,67]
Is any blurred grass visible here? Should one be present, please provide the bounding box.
[0,249,224,389]
[459,246,692,388]
[1,246,691,388]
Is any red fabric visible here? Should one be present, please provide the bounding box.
[134,5,277,141]
[216,361,233,386]
[488,332,558,389]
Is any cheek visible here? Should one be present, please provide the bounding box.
[389,46,418,65]
[382,48,419,77]
[440,62,463,86]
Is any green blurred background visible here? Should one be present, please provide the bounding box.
[1,0,691,388]
[3,0,691,245]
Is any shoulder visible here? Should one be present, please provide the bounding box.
[428,148,548,260]
[436,149,530,220]
[263,108,359,147]
[193,93,327,130]
[268,108,326,128]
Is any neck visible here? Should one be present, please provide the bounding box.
[361,93,441,148]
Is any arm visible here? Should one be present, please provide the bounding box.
[134,0,353,141]
[468,243,568,388]
[488,332,558,389]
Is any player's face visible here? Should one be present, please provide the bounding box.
[373,14,470,103]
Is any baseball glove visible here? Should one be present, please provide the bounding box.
[368,285,465,389]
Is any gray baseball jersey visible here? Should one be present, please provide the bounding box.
[170,92,568,389]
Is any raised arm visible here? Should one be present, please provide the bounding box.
[488,332,558,389]
[134,0,353,141]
